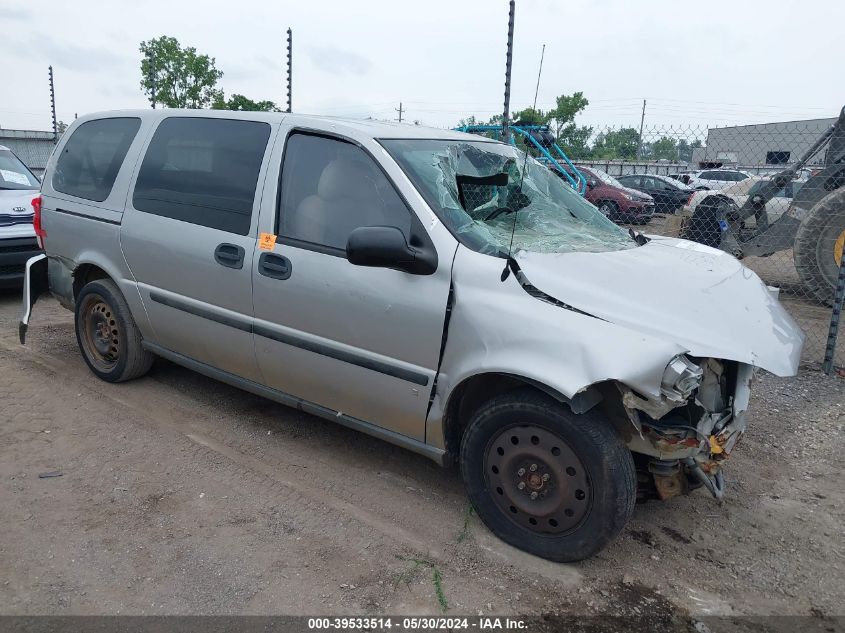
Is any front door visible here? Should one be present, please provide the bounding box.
[121,116,275,381]
[251,131,454,440]
[642,176,671,213]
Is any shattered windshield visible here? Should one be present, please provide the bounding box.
[381,139,636,256]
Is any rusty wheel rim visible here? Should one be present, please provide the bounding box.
[484,425,592,535]
[80,294,120,372]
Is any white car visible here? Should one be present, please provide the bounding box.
[683,176,805,224]
[0,145,42,288]
[674,169,751,191]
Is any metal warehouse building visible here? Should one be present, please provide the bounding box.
[693,116,837,168]
[0,129,57,178]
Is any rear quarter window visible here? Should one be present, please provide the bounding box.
[52,118,141,202]
[132,117,271,235]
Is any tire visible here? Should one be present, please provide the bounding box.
[681,196,730,248]
[460,388,636,562]
[793,187,845,305]
[75,279,154,382]
[598,201,619,222]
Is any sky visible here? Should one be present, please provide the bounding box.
[1,0,842,136]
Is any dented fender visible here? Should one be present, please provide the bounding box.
[426,247,688,449]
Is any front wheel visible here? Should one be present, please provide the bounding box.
[460,389,636,562]
[598,201,619,222]
[75,279,154,382]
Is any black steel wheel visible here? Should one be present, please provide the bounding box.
[75,279,154,382]
[484,425,592,535]
[460,388,636,562]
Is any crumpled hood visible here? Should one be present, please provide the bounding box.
[516,236,804,376]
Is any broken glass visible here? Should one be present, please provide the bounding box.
[382,139,636,256]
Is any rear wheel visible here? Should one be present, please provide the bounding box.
[460,389,636,562]
[75,279,153,382]
[794,187,845,305]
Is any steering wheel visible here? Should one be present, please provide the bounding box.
[483,206,514,221]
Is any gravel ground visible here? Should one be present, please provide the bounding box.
[0,289,843,622]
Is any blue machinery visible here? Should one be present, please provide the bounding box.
[453,124,587,195]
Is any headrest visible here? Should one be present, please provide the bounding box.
[317,160,378,201]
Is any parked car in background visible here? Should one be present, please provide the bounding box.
[615,174,694,214]
[684,176,805,225]
[20,109,803,562]
[674,169,751,191]
[564,166,654,224]
[0,145,41,288]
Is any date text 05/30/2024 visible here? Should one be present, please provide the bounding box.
[307,617,528,630]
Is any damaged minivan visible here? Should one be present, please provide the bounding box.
[21,111,804,561]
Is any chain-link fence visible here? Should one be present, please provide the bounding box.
[460,114,845,369]
[567,117,845,369]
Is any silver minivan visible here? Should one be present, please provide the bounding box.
[21,110,803,561]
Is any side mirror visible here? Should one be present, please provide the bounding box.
[587,179,598,188]
[346,226,437,275]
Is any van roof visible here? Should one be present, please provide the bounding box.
[73,109,492,142]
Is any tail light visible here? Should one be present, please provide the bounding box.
[686,193,695,206]
[32,195,46,248]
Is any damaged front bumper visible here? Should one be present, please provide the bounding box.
[621,359,754,501]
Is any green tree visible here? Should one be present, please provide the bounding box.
[546,92,589,138]
[557,124,593,160]
[677,138,703,163]
[212,93,280,112]
[511,107,547,125]
[591,128,640,160]
[140,36,223,108]
[647,136,679,161]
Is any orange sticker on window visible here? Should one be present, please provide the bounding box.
[258,232,277,251]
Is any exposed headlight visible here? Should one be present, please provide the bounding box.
[661,355,703,402]
[622,193,632,201]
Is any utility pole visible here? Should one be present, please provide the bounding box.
[636,99,646,159]
[286,28,293,113]
[501,0,515,143]
[395,102,404,123]
[48,65,57,141]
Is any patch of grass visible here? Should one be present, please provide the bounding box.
[432,565,447,612]
[395,554,449,612]
[456,503,475,544]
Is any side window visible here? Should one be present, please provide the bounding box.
[53,118,141,202]
[279,132,412,252]
[622,175,641,188]
[133,117,271,235]
[641,176,658,189]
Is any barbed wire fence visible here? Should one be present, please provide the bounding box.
[550,117,845,371]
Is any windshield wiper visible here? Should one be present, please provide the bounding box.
[628,227,650,246]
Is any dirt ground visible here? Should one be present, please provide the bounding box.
[0,289,843,622]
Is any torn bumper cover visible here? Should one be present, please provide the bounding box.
[622,359,754,500]
[19,253,48,344]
